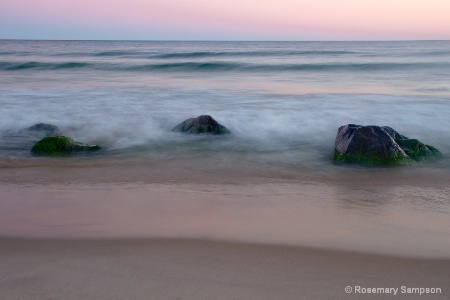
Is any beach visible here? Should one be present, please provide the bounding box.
[1,178,449,298]
[1,238,448,299]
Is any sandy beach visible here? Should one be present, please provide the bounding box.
[1,237,448,299]
[1,172,449,299]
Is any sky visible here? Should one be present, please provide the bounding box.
[1,0,449,41]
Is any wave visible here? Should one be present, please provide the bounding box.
[126,62,449,72]
[152,50,355,59]
[408,50,450,57]
[94,51,144,57]
[4,48,449,61]
[0,50,355,59]
[1,61,89,70]
[2,60,448,73]
[131,62,242,71]
[0,51,23,56]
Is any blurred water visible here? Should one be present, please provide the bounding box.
[0,40,449,204]
[1,40,449,155]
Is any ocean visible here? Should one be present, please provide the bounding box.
[1,40,449,257]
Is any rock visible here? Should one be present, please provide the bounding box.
[334,124,440,165]
[31,136,101,156]
[23,123,62,138]
[3,123,62,140]
[172,115,231,135]
[1,123,63,152]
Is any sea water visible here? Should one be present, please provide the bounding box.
[1,40,449,256]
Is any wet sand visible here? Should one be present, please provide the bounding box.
[1,180,450,257]
[1,238,448,299]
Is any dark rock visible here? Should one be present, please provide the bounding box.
[172,115,231,135]
[23,123,62,138]
[3,123,62,140]
[1,123,63,152]
[334,124,440,165]
[31,136,101,156]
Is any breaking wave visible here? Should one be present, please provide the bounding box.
[1,61,446,73]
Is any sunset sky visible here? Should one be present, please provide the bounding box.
[1,0,449,40]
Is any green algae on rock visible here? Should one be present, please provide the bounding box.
[395,138,440,161]
[31,136,101,156]
[333,150,413,166]
[334,124,440,166]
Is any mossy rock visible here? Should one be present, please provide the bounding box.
[334,124,440,166]
[31,136,101,156]
[334,150,413,166]
[395,138,440,161]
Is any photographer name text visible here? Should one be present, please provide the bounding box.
[345,285,442,296]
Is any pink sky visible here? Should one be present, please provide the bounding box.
[1,0,449,40]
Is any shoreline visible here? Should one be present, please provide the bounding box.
[1,156,449,185]
[1,237,449,299]
[1,181,450,258]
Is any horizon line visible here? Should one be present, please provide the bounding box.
[1,38,449,43]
